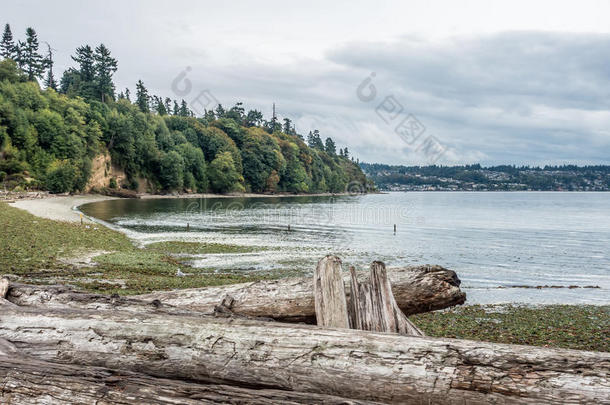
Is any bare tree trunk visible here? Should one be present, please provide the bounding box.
[314,256,350,328]
[0,342,377,404]
[3,281,213,317]
[1,305,608,404]
[5,265,466,322]
[135,264,466,321]
[348,262,423,336]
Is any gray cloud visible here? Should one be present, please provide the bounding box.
[325,32,610,165]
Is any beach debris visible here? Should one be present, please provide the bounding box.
[314,256,423,336]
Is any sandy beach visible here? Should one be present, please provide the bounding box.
[6,191,363,223]
[8,195,118,223]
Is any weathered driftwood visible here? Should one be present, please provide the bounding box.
[133,264,466,322]
[4,265,465,322]
[1,306,608,404]
[314,256,350,328]
[314,257,423,336]
[3,281,214,316]
[0,339,377,405]
[0,350,376,404]
[0,278,16,307]
[0,278,8,298]
[348,262,424,336]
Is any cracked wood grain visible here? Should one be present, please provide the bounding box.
[0,305,607,403]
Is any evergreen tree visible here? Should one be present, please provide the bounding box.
[245,109,263,127]
[59,68,80,95]
[343,147,349,158]
[43,60,57,90]
[93,43,117,102]
[19,28,45,80]
[13,40,25,69]
[179,99,189,116]
[0,24,16,59]
[135,79,149,112]
[43,43,57,90]
[204,109,215,121]
[173,100,180,115]
[72,45,95,81]
[156,96,168,115]
[307,129,324,150]
[70,45,96,98]
[324,137,336,155]
[215,104,225,118]
[124,88,131,101]
[283,118,293,134]
[164,97,172,115]
[226,102,245,122]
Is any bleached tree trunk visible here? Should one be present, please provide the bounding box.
[314,256,350,328]
[134,264,466,321]
[0,345,376,404]
[348,262,424,336]
[5,265,465,322]
[1,305,608,404]
[314,257,423,335]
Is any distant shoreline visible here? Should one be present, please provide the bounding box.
[380,189,610,192]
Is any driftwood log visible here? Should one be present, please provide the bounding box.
[0,342,376,405]
[314,255,350,328]
[314,256,423,336]
[3,265,465,322]
[349,261,424,336]
[134,264,466,322]
[1,305,608,404]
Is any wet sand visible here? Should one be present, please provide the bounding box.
[9,195,117,223]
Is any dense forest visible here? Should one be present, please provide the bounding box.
[0,24,367,194]
[361,163,610,191]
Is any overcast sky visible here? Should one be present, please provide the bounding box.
[4,0,610,165]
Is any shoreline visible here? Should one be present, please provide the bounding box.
[138,191,367,199]
[8,195,119,223]
[1,201,607,352]
[4,191,368,223]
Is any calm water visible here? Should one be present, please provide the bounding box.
[80,192,610,305]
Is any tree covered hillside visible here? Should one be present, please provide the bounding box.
[0,24,366,194]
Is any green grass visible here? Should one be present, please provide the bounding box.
[412,304,610,352]
[0,202,268,294]
[2,202,608,351]
[0,202,133,274]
